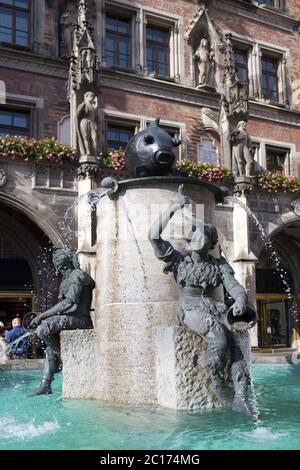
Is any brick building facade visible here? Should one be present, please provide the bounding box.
[1,0,300,349]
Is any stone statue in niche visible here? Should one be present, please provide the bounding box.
[230,121,255,177]
[194,38,215,88]
[29,249,95,395]
[60,2,76,59]
[76,91,98,158]
[81,49,94,70]
[148,187,256,416]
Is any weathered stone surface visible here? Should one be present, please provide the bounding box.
[155,326,219,410]
[61,329,98,399]
[92,181,222,407]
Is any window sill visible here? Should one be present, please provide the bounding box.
[147,72,175,83]
[254,98,288,108]
[239,1,281,11]
[0,42,32,53]
[106,64,136,74]
[256,4,281,12]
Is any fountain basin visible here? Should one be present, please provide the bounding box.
[1,364,300,450]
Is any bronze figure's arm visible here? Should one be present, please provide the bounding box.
[30,275,83,328]
[220,259,248,316]
[148,186,190,254]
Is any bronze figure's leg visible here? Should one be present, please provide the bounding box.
[228,334,252,416]
[30,315,92,396]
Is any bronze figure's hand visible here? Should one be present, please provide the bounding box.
[172,185,190,211]
[232,297,247,317]
[29,315,41,329]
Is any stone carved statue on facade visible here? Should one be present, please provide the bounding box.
[81,49,94,71]
[60,2,76,59]
[76,91,98,157]
[230,121,255,177]
[29,248,95,395]
[194,38,215,88]
[149,188,256,416]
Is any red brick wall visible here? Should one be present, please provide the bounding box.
[102,88,207,158]
[1,67,67,138]
[1,0,300,169]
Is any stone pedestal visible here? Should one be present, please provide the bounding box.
[155,327,219,410]
[231,180,258,347]
[62,178,229,409]
[77,163,100,285]
[61,329,98,399]
[93,178,224,408]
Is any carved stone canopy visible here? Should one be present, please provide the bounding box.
[201,108,219,133]
[222,33,249,121]
[185,4,222,50]
[68,0,100,93]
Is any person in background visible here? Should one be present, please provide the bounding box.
[0,321,7,363]
[5,317,29,359]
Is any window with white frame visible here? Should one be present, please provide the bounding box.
[256,0,283,9]
[259,49,287,104]
[0,95,42,138]
[105,14,133,69]
[103,113,183,158]
[231,34,288,105]
[143,13,180,81]
[103,2,138,71]
[146,25,170,77]
[265,145,290,174]
[0,0,31,47]
[103,3,181,82]
[232,39,257,98]
[234,48,249,85]
[261,54,279,102]
[251,139,292,175]
[0,107,30,136]
[105,116,140,152]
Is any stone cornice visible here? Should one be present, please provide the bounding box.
[1,50,300,127]
[100,69,220,109]
[215,0,299,32]
[101,69,300,127]
[0,47,68,79]
[249,100,300,127]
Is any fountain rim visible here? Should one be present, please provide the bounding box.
[107,176,227,203]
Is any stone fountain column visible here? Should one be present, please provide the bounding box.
[90,178,225,409]
[231,178,258,347]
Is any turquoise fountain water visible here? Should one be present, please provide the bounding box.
[0,364,300,450]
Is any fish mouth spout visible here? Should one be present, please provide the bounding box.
[154,149,175,166]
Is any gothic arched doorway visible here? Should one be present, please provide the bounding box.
[0,201,60,331]
[256,220,300,349]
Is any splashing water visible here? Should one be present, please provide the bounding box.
[0,417,60,440]
[238,426,288,443]
[225,196,296,318]
[225,195,300,421]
